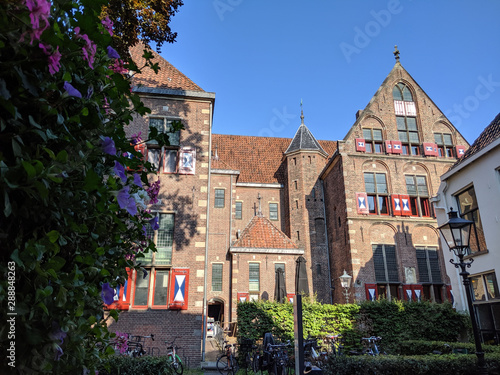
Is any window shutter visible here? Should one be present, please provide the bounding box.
[428,249,442,283]
[287,293,295,303]
[446,285,454,304]
[169,268,189,310]
[356,192,369,214]
[423,143,437,156]
[455,145,466,157]
[416,248,429,282]
[373,245,386,282]
[400,194,411,216]
[237,292,249,303]
[385,245,399,282]
[404,102,416,116]
[355,138,366,152]
[134,143,147,171]
[385,140,393,154]
[394,100,405,115]
[391,194,402,216]
[412,285,423,301]
[163,149,178,173]
[106,268,133,310]
[178,147,196,175]
[402,285,413,301]
[365,284,378,301]
[391,140,403,154]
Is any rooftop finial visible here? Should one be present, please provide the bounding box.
[300,99,304,124]
[393,45,400,62]
[257,193,263,217]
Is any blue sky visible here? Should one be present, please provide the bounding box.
[158,0,500,145]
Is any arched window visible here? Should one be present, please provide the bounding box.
[393,83,419,156]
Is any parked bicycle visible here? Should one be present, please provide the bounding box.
[217,340,239,375]
[239,338,260,374]
[349,336,385,356]
[165,337,184,375]
[126,333,155,357]
[264,341,292,375]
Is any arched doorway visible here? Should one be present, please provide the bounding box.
[208,298,224,323]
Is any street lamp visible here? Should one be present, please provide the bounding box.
[339,270,352,304]
[438,208,487,374]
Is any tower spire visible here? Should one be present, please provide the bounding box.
[300,99,304,124]
[393,45,400,62]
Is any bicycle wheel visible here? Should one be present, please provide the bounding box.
[217,354,231,375]
[252,352,261,374]
[171,355,184,375]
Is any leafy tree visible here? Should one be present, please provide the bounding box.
[0,0,181,373]
[102,0,184,58]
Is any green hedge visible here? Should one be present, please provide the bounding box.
[397,340,500,356]
[324,353,500,375]
[98,356,173,375]
[237,299,471,352]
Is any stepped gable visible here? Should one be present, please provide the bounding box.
[452,112,500,168]
[231,215,299,250]
[212,134,337,184]
[285,122,327,156]
[129,42,204,92]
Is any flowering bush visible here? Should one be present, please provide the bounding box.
[0,0,179,373]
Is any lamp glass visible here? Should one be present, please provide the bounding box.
[340,270,352,288]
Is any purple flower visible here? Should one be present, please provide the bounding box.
[49,321,67,344]
[101,282,115,305]
[101,137,116,156]
[101,16,113,36]
[117,186,137,216]
[48,46,61,75]
[142,225,148,237]
[63,81,82,98]
[149,216,159,231]
[133,173,142,187]
[25,0,51,44]
[107,46,120,59]
[114,161,127,183]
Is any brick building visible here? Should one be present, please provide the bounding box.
[106,46,472,365]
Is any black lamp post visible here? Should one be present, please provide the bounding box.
[438,208,487,374]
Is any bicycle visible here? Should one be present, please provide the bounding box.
[165,337,184,375]
[126,333,155,357]
[239,338,259,374]
[264,341,292,375]
[360,336,384,356]
[217,340,239,375]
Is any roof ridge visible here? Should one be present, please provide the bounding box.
[232,216,298,249]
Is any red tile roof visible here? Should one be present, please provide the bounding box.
[231,215,299,249]
[452,112,500,168]
[212,134,337,184]
[129,43,204,92]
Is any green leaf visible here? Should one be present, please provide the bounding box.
[84,169,99,192]
[46,256,66,271]
[43,148,56,159]
[37,302,49,315]
[22,160,36,179]
[46,230,59,243]
[3,191,11,217]
[81,107,89,116]
[56,150,68,163]
[55,287,67,307]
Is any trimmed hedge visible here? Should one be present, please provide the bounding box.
[98,356,173,375]
[237,298,470,352]
[324,353,500,375]
[397,340,500,356]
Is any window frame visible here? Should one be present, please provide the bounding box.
[132,269,151,308]
[269,203,278,221]
[151,269,170,308]
[214,189,225,208]
[235,201,242,220]
[373,244,399,284]
[456,186,486,254]
[212,263,223,292]
[397,116,420,155]
[364,172,389,215]
[434,132,455,158]
[143,213,174,266]
[149,117,180,146]
[362,128,384,154]
[405,175,432,217]
[249,263,260,292]
[471,272,499,302]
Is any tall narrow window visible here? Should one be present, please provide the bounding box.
[275,263,285,277]
[153,270,170,307]
[235,201,242,220]
[434,133,454,158]
[373,244,399,300]
[456,186,486,253]
[249,263,260,291]
[133,271,150,307]
[214,189,225,208]
[269,203,278,221]
[212,264,223,292]
[364,172,389,215]
[144,213,174,265]
[363,128,384,154]
[416,247,442,302]
[393,83,419,156]
[405,175,431,217]
[149,118,180,146]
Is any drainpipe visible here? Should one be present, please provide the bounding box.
[201,101,213,362]
[228,174,234,323]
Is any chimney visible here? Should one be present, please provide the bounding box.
[356,110,363,119]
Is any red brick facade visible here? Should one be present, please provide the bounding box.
[107,48,469,366]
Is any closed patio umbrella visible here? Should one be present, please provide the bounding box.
[295,256,309,295]
[274,267,287,302]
